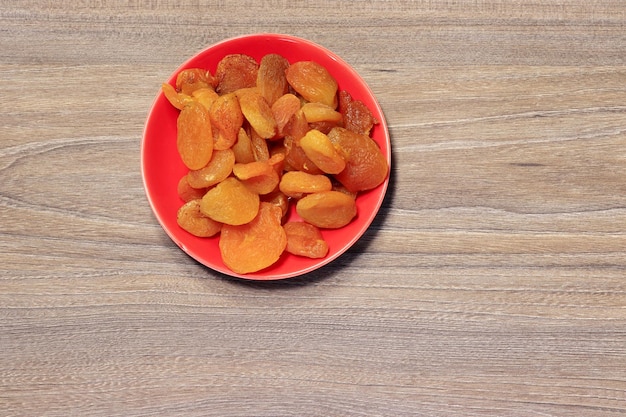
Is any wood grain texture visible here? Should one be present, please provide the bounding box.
[1,1,625,416]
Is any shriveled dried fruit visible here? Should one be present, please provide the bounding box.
[296,190,357,229]
[301,102,342,124]
[284,221,329,259]
[339,90,378,136]
[216,54,259,94]
[162,83,193,110]
[271,93,302,137]
[232,128,256,164]
[284,136,323,175]
[177,175,208,202]
[176,68,217,96]
[233,156,280,195]
[250,128,270,161]
[268,147,286,174]
[262,189,290,219]
[219,202,287,274]
[327,127,388,193]
[279,170,332,199]
[192,87,219,111]
[285,61,338,108]
[256,53,290,106]
[177,199,222,237]
[177,101,213,170]
[283,108,310,142]
[210,93,244,150]
[186,149,235,189]
[299,129,346,174]
[200,177,259,225]
[238,89,277,139]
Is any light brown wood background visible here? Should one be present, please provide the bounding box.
[1,1,625,416]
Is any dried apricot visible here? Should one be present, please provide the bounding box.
[285,61,338,108]
[210,92,243,150]
[232,127,256,164]
[176,68,217,96]
[233,157,280,195]
[256,53,290,106]
[283,221,329,259]
[279,171,332,199]
[177,199,222,237]
[271,93,302,138]
[216,54,259,94]
[238,89,277,139]
[177,101,213,170]
[162,83,193,110]
[192,87,219,111]
[262,189,290,219]
[250,128,270,161]
[339,90,378,136]
[301,102,342,124]
[284,137,323,174]
[327,127,388,193]
[268,147,286,174]
[200,177,259,225]
[283,108,310,142]
[299,129,346,174]
[219,202,287,274]
[177,175,207,202]
[296,190,357,229]
[186,149,235,189]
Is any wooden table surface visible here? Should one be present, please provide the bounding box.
[2,1,625,416]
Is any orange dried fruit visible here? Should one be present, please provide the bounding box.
[299,129,346,174]
[200,177,259,225]
[177,175,208,202]
[262,189,290,219]
[209,92,243,150]
[268,149,286,175]
[238,89,277,139]
[285,61,338,108]
[232,127,256,164]
[327,127,388,193]
[233,157,280,195]
[243,170,279,195]
[177,101,213,170]
[219,202,287,274]
[162,83,193,110]
[256,53,290,106]
[308,121,339,135]
[216,54,259,94]
[279,171,332,199]
[301,102,342,124]
[250,128,270,161]
[339,90,378,136]
[296,190,357,229]
[192,87,219,111]
[283,221,329,259]
[284,135,323,175]
[283,108,310,142]
[186,148,235,189]
[271,93,302,137]
[176,68,217,96]
[177,199,222,238]
[233,159,272,180]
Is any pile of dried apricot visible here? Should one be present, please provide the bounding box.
[164,53,388,274]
